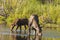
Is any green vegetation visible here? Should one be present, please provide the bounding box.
[0,0,60,27]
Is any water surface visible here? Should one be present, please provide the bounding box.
[0,26,60,40]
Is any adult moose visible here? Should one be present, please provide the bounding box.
[10,18,28,33]
[28,14,42,35]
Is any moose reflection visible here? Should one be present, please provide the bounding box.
[10,31,28,40]
[10,18,28,33]
[10,31,42,40]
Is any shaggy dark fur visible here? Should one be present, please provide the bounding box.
[11,18,28,32]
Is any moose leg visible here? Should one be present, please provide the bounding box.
[28,27,31,40]
[29,27,31,35]
[32,27,36,35]
[25,25,27,33]
[36,27,41,36]
[11,25,15,31]
[15,26,19,31]
[20,26,21,33]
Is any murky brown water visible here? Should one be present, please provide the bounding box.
[0,26,60,40]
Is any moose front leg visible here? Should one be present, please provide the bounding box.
[28,27,31,40]
[11,25,15,31]
[24,25,27,33]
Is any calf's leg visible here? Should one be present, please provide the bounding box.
[20,26,22,33]
[11,25,15,31]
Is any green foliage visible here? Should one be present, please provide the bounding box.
[0,0,60,26]
[0,16,5,24]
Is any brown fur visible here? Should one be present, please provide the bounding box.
[28,14,42,35]
[11,18,28,32]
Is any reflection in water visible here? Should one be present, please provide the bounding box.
[0,27,60,40]
[10,31,42,40]
[11,31,27,40]
[33,35,42,40]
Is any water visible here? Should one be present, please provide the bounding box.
[0,26,60,40]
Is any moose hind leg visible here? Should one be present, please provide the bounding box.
[25,25,27,33]
[36,27,41,35]
[20,26,21,33]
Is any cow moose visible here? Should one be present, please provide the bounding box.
[10,18,28,33]
[28,14,42,35]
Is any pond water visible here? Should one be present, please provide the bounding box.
[0,26,60,40]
